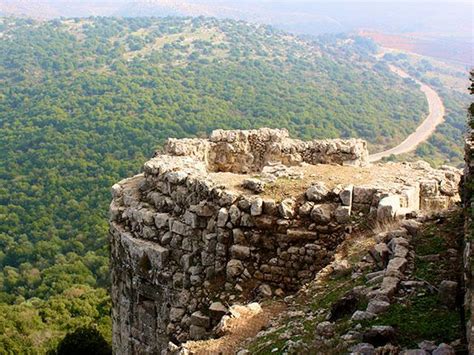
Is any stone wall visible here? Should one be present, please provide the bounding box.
[463,134,474,353]
[109,128,460,354]
[164,128,370,172]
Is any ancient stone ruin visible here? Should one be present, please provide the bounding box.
[109,128,461,354]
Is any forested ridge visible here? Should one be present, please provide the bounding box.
[0,16,439,352]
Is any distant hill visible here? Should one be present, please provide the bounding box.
[2,1,471,66]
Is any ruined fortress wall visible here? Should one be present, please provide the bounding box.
[109,129,460,354]
[463,135,474,353]
[164,128,370,172]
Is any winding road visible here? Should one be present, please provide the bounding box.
[369,64,445,162]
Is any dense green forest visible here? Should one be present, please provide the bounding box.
[0,16,455,352]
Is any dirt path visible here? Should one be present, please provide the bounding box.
[183,302,286,354]
[369,64,445,162]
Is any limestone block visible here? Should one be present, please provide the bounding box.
[171,220,192,236]
[169,307,185,323]
[305,182,329,202]
[226,259,244,279]
[340,184,353,206]
[334,205,351,223]
[393,244,409,259]
[250,198,263,216]
[217,208,229,227]
[310,204,332,223]
[201,251,215,266]
[147,245,169,270]
[419,180,438,197]
[228,205,241,225]
[386,257,407,276]
[189,325,207,340]
[209,302,228,320]
[232,228,246,244]
[240,213,254,227]
[263,199,278,215]
[351,310,376,321]
[279,198,296,219]
[380,276,400,298]
[189,202,215,217]
[230,245,251,260]
[298,201,314,216]
[183,210,200,229]
[377,195,401,221]
[242,178,266,193]
[142,226,157,240]
[154,213,170,229]
[420,196,449,211]
[218,190,239,206]
[400,184,420,210]
[353,187,377,204]
[366,300,390,314]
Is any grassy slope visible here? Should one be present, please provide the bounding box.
[246,210,465,353]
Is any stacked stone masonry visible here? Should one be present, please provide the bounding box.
[109,128,461,354]
[463,133,474,354]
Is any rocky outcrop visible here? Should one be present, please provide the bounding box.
[109,128,461,354]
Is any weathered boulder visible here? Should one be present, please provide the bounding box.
[432,343,455,355]
[438,280,457,308]
[190,311,210,328]
[349,343,375,355]
[315,321,335,338]
[230,245,251,260]
[250,198,264,216]
[279,198,296,219]
[242,178,265,193]
[362,325,396,347]
[306,182,329,202]
[189,325,207,340]
[351,311,376,321]
[340,185,354,206]
[311,204,332,223]
[258,284,273,298]
[334,205,351,223]
[366,300,390,315]
[209,302,228,321]
[226,259,244,278]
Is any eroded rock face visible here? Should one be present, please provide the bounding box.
[109,129,461,354]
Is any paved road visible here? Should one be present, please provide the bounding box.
[369,64,445,162]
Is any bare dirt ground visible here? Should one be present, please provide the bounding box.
[210,161,434,201]
[369,63,446,162]
[183,302,286,354]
